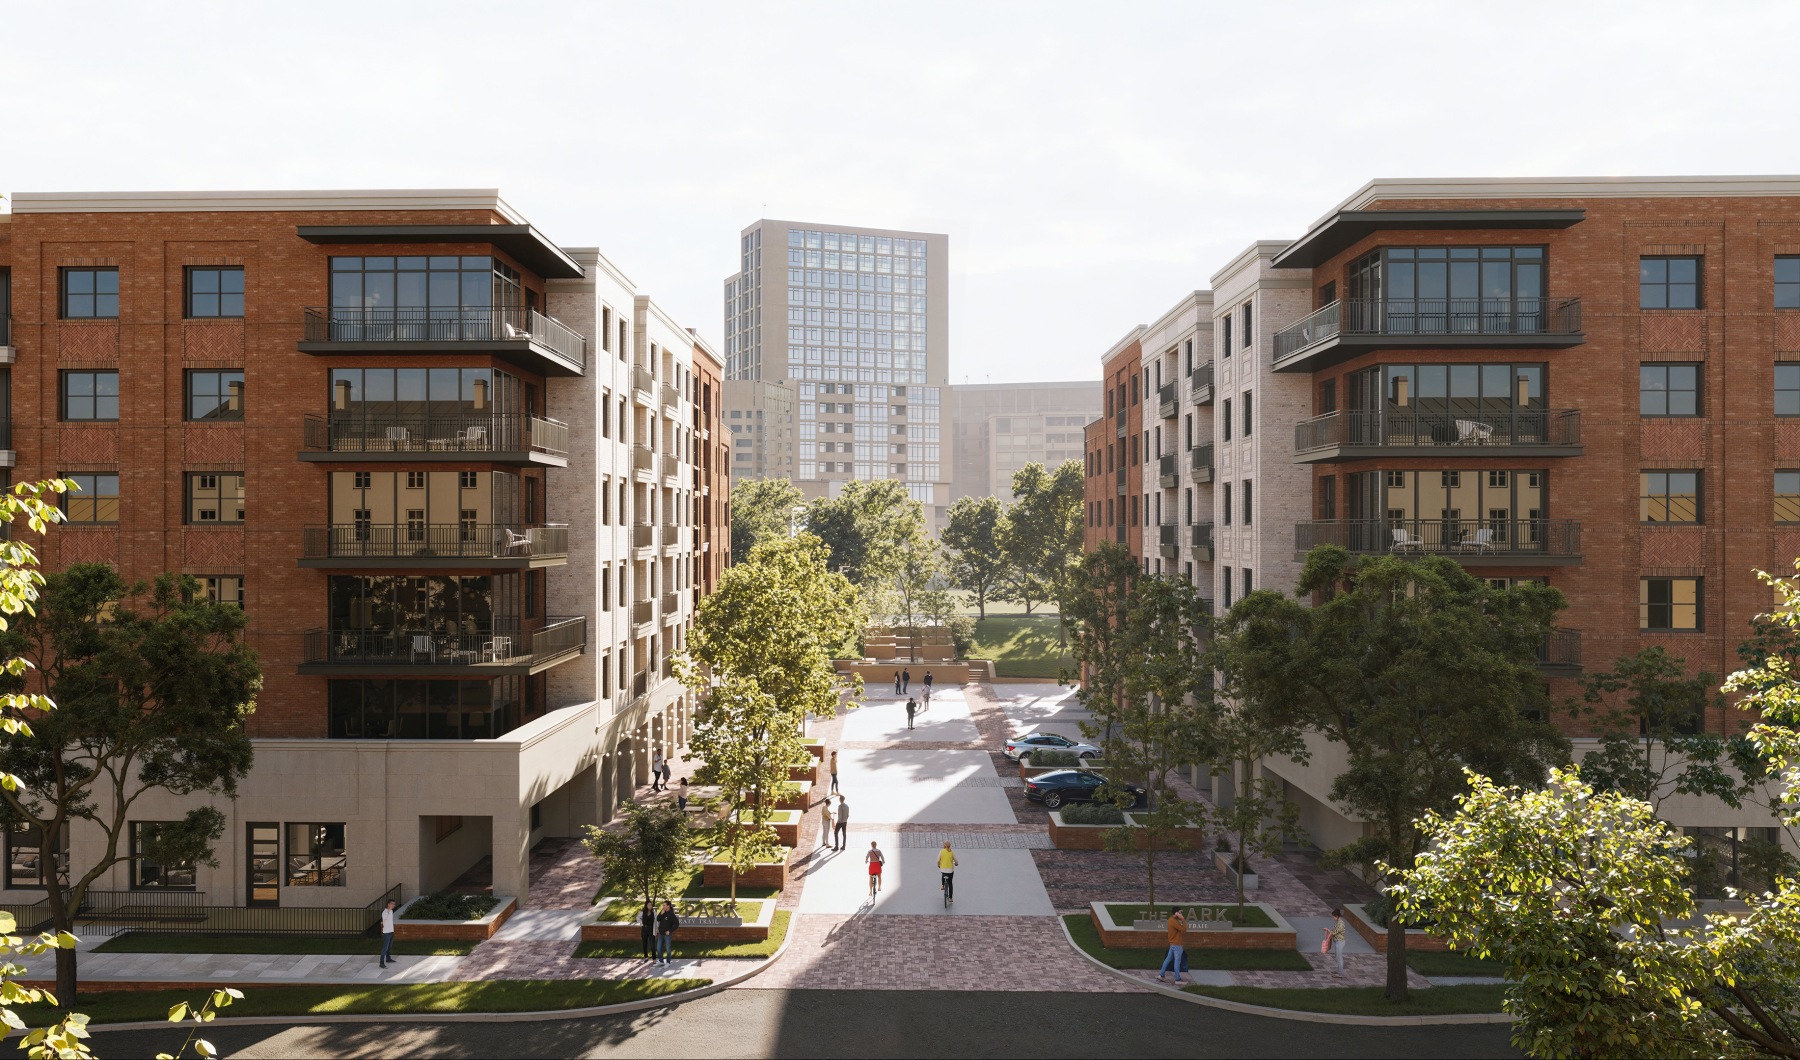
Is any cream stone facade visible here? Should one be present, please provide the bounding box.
[948,381,1099,502]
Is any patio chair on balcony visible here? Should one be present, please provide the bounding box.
[1454,419,1494,445]
[503,321,533,341]
[410,634,436,663]
[1390,528,1424,553]
[384,426,410,449]
[498,528,531,554]
[482,636,513,662]
[458,425,488,448]
[1459,528,1498,553]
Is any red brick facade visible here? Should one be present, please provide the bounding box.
[1083,338,1144,560]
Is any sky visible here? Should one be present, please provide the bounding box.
[5,0,1800,384]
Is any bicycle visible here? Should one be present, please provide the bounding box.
[941,871,954,907]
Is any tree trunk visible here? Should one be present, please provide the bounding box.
[1386,917,1409,1001]
[56,944,77,1003]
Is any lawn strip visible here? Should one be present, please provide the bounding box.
[1061,914,1308,971]
[572,910,790,960]
[92,934,476,956]
[1183,983,1508,1016]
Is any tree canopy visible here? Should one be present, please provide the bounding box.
[728,477,805,562]
[998,460,1084,620]
[941,496,1008,620]
[805,479,921,593]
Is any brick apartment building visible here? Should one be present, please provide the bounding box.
[1088,176,1800,865]
[1082,330,1145,559]
[0,190,727,909]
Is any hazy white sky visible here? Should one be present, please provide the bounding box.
[5,1,1798,382]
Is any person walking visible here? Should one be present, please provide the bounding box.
[676,777,689,813]
[638,900,656,959]
[865,840,886,897]
[819,795,834,848]
[661,756,674,790]
[922,670,934,696]
[893,670,902,695]
[833,794,849,851]
[829,750,840,794]
[378,898,398,968]
[906,697,917,730]
[901,667,911,694]
[1156,908,1188,985]
[650,753,666,792]
[921,684,931,708]
[1327,908,1348,977]
[937,841,959,904]
[655,900,680,964]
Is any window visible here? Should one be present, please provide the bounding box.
[61,370,119,421]
[1779,473,1800,524]
[1352,246,1546,332]
[1779,258,1800,309]
[1641,577,1700,631]
[1779,365,1800,417]
[1242,568,1252,596]
[1639,364,1699,416]
[199,575,244,607]
[1222,483,1232,525]
[61,267,119,319]
[1242,480,1253,525]
[1640,471,1699,524]
[1242,391,1252,436]
[62,473,119,524]
[186,473,245,524]
[4,824,66,889]
[1221,315,1232,356]
[1241,303,1253,348]
[1222,399,1232,441]
[1640,256,1700,309]
[285,823,347,886]
[186,370,244,421]
[129,822,197,890]
[185,266,244,318]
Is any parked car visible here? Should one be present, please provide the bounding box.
[1004,731,1100,762]
[1023,769,1146,810]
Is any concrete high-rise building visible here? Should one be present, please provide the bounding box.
[949,381,1099,502]
[723,220,951,527]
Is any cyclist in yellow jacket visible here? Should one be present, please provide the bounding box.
[938,841,959,904]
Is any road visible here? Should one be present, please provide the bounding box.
[87,988,1519,1059]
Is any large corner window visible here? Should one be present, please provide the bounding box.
[129,822,198,890]
[327,255,520,340]
[1348,246,1546,334]
[285,823,347,887]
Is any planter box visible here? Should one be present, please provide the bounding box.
[581,898,772,944]
[1087,901,1296,951]
[1344,902,1450,954]
[801,740,825,761]
[1047,811,1205,852]
[701,852,790,891]
[1215,851,1259,890]
[737,809,801,847]
[393,895,516,941]
[745,780,811,812]
[787,762,820,785]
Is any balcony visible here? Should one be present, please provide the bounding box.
[1294,518,1582,567]
[298,523,568,569]
[632,444,655,479]
[661,591,680,624]
[661,453,680,482]
[633,599,655,632]
[299,616,586,676]
[662,523,683,549]
[661,383,682,417]
[1114,467,1127,495]
[1190,522,1214,562]
[1115,410,1127,439]
[1158,522,1179,559]
[1271,297,1584,373]
[1157,382,1177,420]
[633,522,655,552]
[1190,443,1214,484]
[1190,362,1213,405]
[300,307,585,377]
[0,314,11,356]
[300,413,569,467]
[1292,409,1582,463]
[1539,628,1582,675]
[1158,453,1178,489]
[633,366,655,405]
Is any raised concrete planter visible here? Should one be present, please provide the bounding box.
[834,661,974,685]
[801,739,826,761]
[701,851,790,891]
[581,897,773,944]
[739,809,801,847]
[393,895,516,941]
[1088,901,1296,951]
[1344,902,1450,953]
[1216,851,1259,890]
[787,762,820,785]
[1047,811,1205,851]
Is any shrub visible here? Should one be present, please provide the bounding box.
[402,892,499,921]
[1216,836,1232,853]
[946,615,976,657]
[1030,749,1080,767]
[1059,803,1125,825]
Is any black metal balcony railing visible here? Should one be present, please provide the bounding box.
[301,523,568,561]
[1294,518,1582,559]
[303,616,585,669]
[1293,409,1582,453]
[1190,443,1214,482]
[1157,382,1177,419]
[1158,453,1178,488]
[302,306,585,371]
[1115,467,1127,495]
[302,413,569,457]
[0,315,10,347]
[1189,361,1213,403]
[1274,296,1583,361]
[1539,628,1581,670]
[1191,522,1214,553]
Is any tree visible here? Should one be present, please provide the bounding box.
[999,461,1084,632]
[884,522,950,664]
[805,479,919,592]
[583,800,692,912]
[729,477,805,562]
[1063,542,1138,737]
[0,564,261,1000]
[1210,546,1569,1001]
[941,496,1008,620]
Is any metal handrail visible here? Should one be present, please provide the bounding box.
[301,413,569,456]
[1294,518,1581,558]
[1539,628,1581,669]
[1189,361,1214,394]
[1191,522,1214,550]
[1157,382,1177,418]
[1190,443,1214,472]
[662,383,681,410]
[1274,296,1582,359]
[303,306,586,369]
[1293,409,1582,452]
[301,523,568,560]
[1159,522,1179,546]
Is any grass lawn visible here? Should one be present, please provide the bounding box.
[1061,915,1309,971]
[592,865,781,907]
[1100,903,1276,929]
[596,897,768,923]
[17,979,708,1027]
[92,933,477,957]
[1185,983,1509,1016]
[965,615,1073,679]
[1405,950,1508,978]
[572,910,791,961]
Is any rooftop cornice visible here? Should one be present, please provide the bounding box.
[10,189,526,222]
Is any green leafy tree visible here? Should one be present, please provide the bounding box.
[1210,546,1568,1001]
[883,522,950,664]
[728,477,805,562]
[583,800,692,912]
[998,461,1084,628]
[805,479,919,592]
[0,564,261,1000]
[941,496,1008,620]
[1208,771,1303,919]
[1063,542,1138,738]
[682,676,800,909]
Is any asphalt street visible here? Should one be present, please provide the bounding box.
[85,988,1519,1059]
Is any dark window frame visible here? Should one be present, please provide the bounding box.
[1778,364,1800,417]
[1778,471,1800,525]
[1639,470,1701,525]
[1641,576,1702,632]
[60,266,119,320]
[60,369,119,422]
[185,472,246,525]
[186,369,245,422]
[184,266,245,319]
[1639,363,1701,417]
[1640,255,1702,310]
[62,472,120,524]
[1777,256,1800,310]
[129,821,199,890]
[284,822,347,887]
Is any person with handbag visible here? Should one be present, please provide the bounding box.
[1326,908,1347,977]
[1156,908,1187,985]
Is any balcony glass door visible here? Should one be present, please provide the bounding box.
[247,823,279,906]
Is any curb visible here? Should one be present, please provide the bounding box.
[17,913,798,1036]
[1056,916,1514,1027]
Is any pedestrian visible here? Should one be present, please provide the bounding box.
[655,899,680,964]
[901,667,911,694]
[833,794,849,851]
[639,900,656,959]
[906,697,917,729]
[938,841,959,905]
[1156,908,1187,985]
[829,750,839,794]
[893,670,902,695]
[921,684,931,707]
[865,840,886,896]
[677,777,689,813]
[923,670,933,695]
[819,794,833,848]
[661,756,674,790]
[650,752,666,792]
[378,897,398,968]
[1327,908,1347,977]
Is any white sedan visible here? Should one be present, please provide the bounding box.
[1004,731,1100,762]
